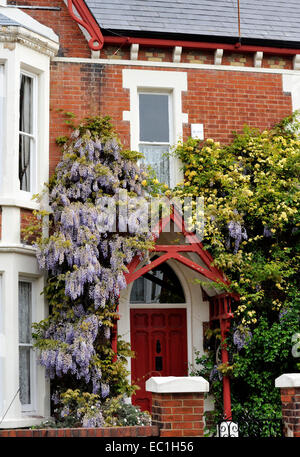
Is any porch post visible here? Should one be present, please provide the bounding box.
[220,317,232,420]
[146,377,209,437]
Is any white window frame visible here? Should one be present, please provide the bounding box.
[138,90,173,186]
[19,70,38,195]
[0,63,4,192]
[18,278,36,413]
[123,70,188,188]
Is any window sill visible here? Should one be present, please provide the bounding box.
[0,195,40,210]
[0,415,49,429]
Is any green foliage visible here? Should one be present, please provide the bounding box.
[102,396,151,427]
[178,114,300,433]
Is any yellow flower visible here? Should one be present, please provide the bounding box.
[153,179,159,185]
[141,180,147,186]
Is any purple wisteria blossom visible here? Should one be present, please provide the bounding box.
[233,327,252,350]
[34,123,154,427]
[227,220,248,253]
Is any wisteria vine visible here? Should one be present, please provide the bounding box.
[32,117,154,426]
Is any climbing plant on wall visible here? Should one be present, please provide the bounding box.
[29,116,154,427]
[171,113,300,431]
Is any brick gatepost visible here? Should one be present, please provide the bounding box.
[146,377,209,437]
[275,374,300,437]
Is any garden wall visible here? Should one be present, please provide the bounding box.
[0,425,159,437]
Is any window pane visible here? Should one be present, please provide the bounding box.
[19,282,32,344]
[19,347,31,405]
[130,277,145,303]
[19,74,33,134]
[19,134,31,191]
[139,94,169,142]
[140,144,170,186]
[130,262,185,304]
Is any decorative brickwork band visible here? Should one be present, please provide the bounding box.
[146,377,209,437]
[275,374,300,437]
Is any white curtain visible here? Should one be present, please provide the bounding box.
[140,144,170,186]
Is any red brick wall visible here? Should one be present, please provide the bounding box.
[10,2,292,176]
[279,387,300,437]
[151,392,205,437]
[0,425,159,437]
[8,0,90,58]
[49,61,102,174]
[98,64,291,147]
[49,63,292,173]
[20,209,38,243]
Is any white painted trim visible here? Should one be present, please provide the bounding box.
[0,5,59,43]
[123,69,187,187]
[18,278,36,413]
[52,56,300,75]
[293,54,300,71]
[1,207,20,244]
[146,376,209,393]
[91,50,100,60]
[19,69,38,194]
[254,51,263,68]
[120,259,194,377]
[0,64,4,192]
[282,74,300,111]
[275,373,300,388]
[173,46,182,63]
[0,196,40,210]
[130,44,139,61]
[214,49,223,65]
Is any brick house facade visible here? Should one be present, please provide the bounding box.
[0,0,299,428]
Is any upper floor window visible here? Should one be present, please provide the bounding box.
[19,72,37,193]
[19,280,35,411]
[139,93,171,186]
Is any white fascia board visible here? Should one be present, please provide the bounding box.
[0,5,58,43]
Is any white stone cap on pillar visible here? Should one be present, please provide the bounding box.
[275,373,300,388]
[145,376,209,393]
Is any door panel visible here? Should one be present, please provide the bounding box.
[130,308,187,412]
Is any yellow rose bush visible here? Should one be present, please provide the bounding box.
[172,113,300,433]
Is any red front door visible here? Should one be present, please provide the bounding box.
[130,308,188,412]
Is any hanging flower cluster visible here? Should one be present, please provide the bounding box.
[32,117,154,425]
